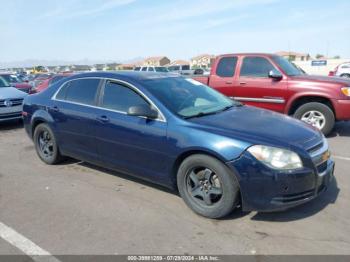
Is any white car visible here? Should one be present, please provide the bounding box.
[333,62,350,78]
[134,66,169,73]
[0,76,27,122]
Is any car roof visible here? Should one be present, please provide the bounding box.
[68,71,178,82]
[217,53,277,57]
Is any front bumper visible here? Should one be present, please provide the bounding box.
[228,151,335,212]
[332,99,350,120]
[0,105,24,122]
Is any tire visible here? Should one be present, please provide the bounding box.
[177,154,240,219]
[294,102,335,136]
[33,123,64,165]
[340,73,350,78]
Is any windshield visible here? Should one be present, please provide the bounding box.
[0,76,11,87]
[2,74,20,83]
[155,67,169,72]
[144,77,240,118]
[272,56,303,76]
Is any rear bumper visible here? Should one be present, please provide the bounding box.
[332,99,350,120]
[228,151,335,212]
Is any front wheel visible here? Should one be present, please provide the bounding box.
[177,154,240,219]
[294,102,335,136]
[33,123,64,165]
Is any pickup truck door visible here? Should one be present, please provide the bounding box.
[207,56,239,97]
[233,56,288,113]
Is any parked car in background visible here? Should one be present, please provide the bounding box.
[134,66,169,73]
[32,73,74,93]
[0,76,27,122]
[192,53,350,135]
[23,72,334,218]
[328,62,350,78]
[193,68,210,76]
[29,73,54,91]
[168,65,193,75]
[0,73,33,93]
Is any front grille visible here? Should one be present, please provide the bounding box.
[0,112,22,120]
[0,98,24,107]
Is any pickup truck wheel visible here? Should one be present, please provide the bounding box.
[294,102,335,136]
[177,154,239,219]
[34,123,65,165]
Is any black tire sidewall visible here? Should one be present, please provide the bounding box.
[33,123,61,165]
[294,102,335,136]
[177,154,239,219]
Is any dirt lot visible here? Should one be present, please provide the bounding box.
[0,121,350,256]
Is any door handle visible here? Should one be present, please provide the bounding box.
[96,115,110,123]
[52,106,60,112]
[225,81,233,85]
[239,82,247,85]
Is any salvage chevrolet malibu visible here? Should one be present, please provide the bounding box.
[23,72,334,218]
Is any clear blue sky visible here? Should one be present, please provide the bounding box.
[1,0,349,64]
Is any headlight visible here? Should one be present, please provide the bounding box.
[341,87,350,96]
[247,145,303,170]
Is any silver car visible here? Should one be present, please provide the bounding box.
[0,76,27,122]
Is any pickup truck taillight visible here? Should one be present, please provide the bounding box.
[328,71,335,76]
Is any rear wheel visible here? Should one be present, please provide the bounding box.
[177,154,240,219]
[294,102,335,136]
[34,123,64,165]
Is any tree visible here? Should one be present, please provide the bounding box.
[333,55,341,59]
[315,54,324,59]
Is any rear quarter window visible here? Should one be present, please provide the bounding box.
[216,57,238,77]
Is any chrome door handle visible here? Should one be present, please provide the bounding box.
[96,115,110,123]
[52,106,59,112]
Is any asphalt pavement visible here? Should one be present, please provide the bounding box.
[0,121,349,256]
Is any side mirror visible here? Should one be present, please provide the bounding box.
[268,69,283,80]
[127,105,158,119]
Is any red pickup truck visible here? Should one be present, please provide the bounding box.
[192,53,350,135]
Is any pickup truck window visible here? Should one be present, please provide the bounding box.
[216,57,237,77]
[240,57,275,77]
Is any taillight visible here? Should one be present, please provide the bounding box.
[328,71,335,76]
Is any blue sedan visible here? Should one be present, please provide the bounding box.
[23,72,335,218]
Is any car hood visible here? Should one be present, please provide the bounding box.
[290,74,350,86]
[187,105,322,150]
[0,87,28,100]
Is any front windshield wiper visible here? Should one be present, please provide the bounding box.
[184,104,242,119]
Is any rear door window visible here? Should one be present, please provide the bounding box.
[240,57,275,77]
[216,57,238,77]
[59,78,100,105]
